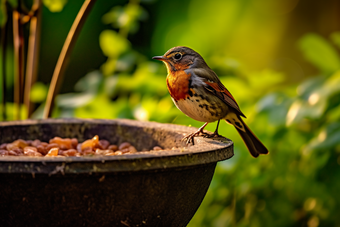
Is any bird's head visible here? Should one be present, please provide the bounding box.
[152,46,207,73]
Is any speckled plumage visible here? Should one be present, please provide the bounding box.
[153,46,268,158]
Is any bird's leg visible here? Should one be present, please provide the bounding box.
[182,122,209,145]
[203,119,222,138]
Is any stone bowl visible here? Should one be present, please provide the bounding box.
[0,118,233,227]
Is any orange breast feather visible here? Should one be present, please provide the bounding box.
[166,71,191,101]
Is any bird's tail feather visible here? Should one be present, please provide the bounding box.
[230,118,268,158]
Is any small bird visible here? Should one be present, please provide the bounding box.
[152,46,268,158]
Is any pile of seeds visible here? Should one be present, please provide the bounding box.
[0,135,163,157]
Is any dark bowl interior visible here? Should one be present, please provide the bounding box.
[0,118,233,227]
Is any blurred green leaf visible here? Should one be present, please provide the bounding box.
[286,70,340,126]
[296,76,324,98]
[30,82,48,103]
[248,69,285,91]
[103,75,118,97]
[257,92,291,126]
[56,92,94,108]
[331,31,340,49]
[299,33,340,72]
[102,6,122,25]
[43,0,68,12]
[286,98,327,126]
[74,70,102,93]
[323,70,340,95]
[100,30,130,58]
[112,62,168,98]
[327,105,340,122]
[102,4,147,33]
[0,103,26,121]
[74,94,132,119]
[115,51,137,71]
[305,122,340,152]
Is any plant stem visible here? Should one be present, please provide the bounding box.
[1,19,8,121]
[24,0,42,118]
[12,9,25,120]
[43,0,97,119]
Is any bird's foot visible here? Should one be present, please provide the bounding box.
[202,131,222,138]
[182,130,208,145]
[182,132,199,145]
[182,122,210,145]
[182,129,214,145]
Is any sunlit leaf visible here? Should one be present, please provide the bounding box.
[0,102,26,121]
[103,75,118,97]
[30,82,48,103]
[75,95,132,119]
[286,98,326,126]
[116,52,137,71]
[102,4,146,31]
[257,93,291,126]
[101,58,117,76]
[257,94,277,112]
[323,70,340,94]
[99,30,130,58]
[287,70,340,126]
[74,70,102,93]
[304,123,340,152]
[102,6,124,27]
[248,69,285,91]
[302,70,340,110]
[43,0,68,12]
[134,105,149,121]
[56,92,95,108]
[296,76,324,98]
[299,33,340,72]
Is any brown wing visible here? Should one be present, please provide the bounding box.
[191,68,246,118]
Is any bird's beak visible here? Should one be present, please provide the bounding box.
[152,55,167,61]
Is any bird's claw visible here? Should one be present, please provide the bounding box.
[203,131,222,138]
[182,131,212,145]
[182,132,198,145]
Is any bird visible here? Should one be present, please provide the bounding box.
[152,46,268,158]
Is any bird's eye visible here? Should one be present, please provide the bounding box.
[174,53,182,60]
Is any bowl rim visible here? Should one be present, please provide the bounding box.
[0,118,233,174]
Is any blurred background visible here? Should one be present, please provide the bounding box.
[1,0,340,226]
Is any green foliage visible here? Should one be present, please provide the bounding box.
[100,30,131,58]
[99,30,131,75]
[298,33,340,73]
[43,0,68,12]
[188,33,340,227]
[30,82,48,103]
[0,103,26,121]
[102,3,147,34]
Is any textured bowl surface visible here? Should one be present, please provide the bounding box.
[0,118,233,227]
